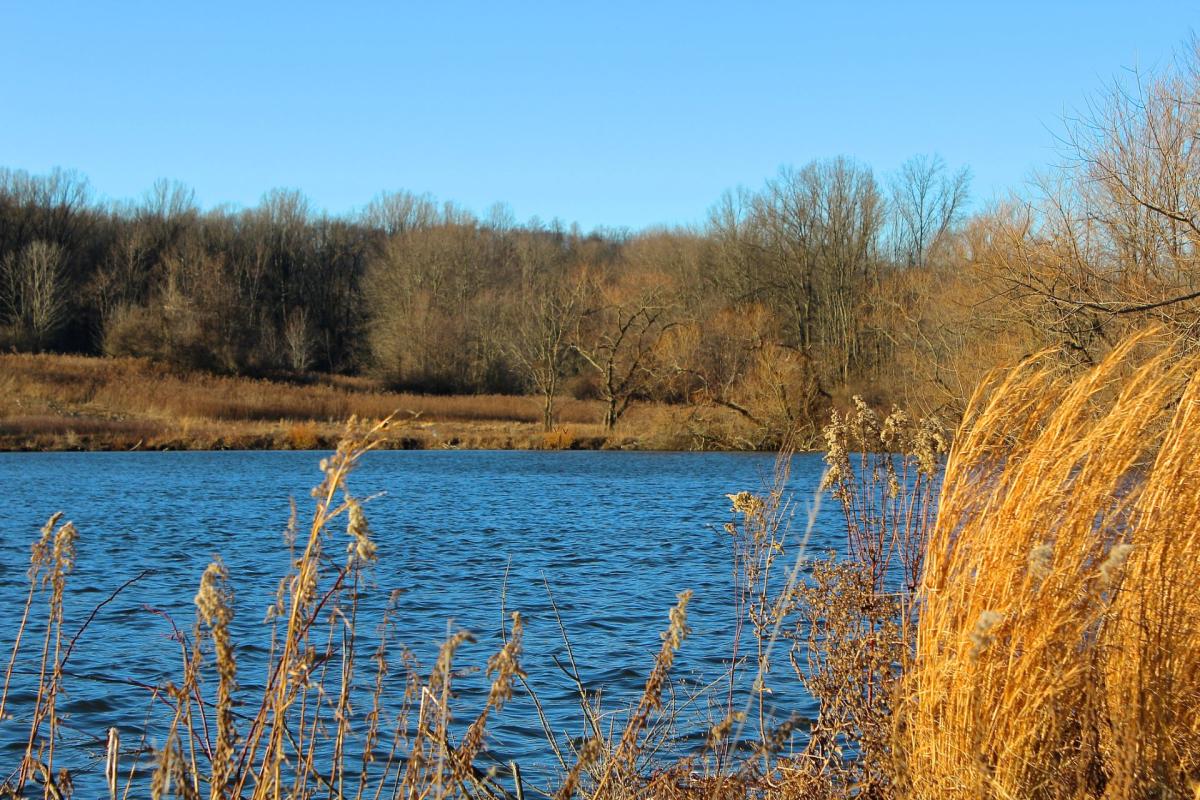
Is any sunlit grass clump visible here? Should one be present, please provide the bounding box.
[898,330,1200,798]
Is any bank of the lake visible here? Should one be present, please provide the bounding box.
[0,352,800,452]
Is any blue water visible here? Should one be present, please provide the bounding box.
[0,450,843,794]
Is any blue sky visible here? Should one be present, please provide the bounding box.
[1,2,1196,231]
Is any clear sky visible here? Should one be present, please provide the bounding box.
[1,2,1196,231]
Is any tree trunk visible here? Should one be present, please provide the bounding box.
[542,392,555,432]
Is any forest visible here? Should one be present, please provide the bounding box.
[4,48,1200,448]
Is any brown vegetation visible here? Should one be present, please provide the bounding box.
[0,351,753,451]
[898,329,1200,797]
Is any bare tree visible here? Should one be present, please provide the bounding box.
[360,190,438,236]
[977,42,1200,362]
[283,307,315,372]
[889,154,970,269]
[751,158,884,382]
[573,280,677,431]
[509,274,585,431]
[659,303,827,446]
[1,240,69,349]
[143,178,197,222]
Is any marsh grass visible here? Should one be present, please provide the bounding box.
[0,353,600,426]
[0,352,725,451]
[896,329,1200,799]
[0,352,846,455]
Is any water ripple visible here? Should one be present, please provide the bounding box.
[0,449,840,794]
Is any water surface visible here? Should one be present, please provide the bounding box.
[0,450,842,793]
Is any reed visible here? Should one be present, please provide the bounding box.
[0,513,78,797]
[0,415,536,799]
[896,328,1200,798]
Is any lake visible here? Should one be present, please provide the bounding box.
[0,450,844,794]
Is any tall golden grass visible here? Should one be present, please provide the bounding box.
[898,329,1200,798]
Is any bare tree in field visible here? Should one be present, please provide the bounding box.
[0,240,68,349]
[509,277,585,430]
[573,280,677,431]
[890,154,970,269]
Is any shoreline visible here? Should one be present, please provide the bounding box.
[0,420,803,452]
[0,352,790,453]
[0,424,634,453]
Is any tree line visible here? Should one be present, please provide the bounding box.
[4,43,1199,444]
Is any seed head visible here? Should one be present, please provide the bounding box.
[1028,543,1054,582]
[969,610,1003,659]
[1097,543,1133,591]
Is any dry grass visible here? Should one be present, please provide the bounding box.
[0,353,611,450]
[0,353,751,451]
[897,328,1200,798]
[0,352,601,423]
